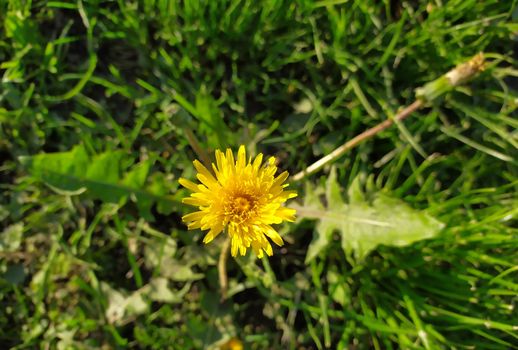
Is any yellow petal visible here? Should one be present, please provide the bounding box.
[215,149,226,173]
[263,241,273,256]
[182,211,205,223]
[193,160,218,186]
[276,207,297,222]
[252,153,263,172]
[237,145,246,169]
[202,223,224,243]
[179,178,199,192]
[182,197,208,207]
[261,225,284,246]
[230,237,239,257]
[272,171,289,187]
[251,239,264,258]
[187,221,202,230]
[197,175,220,191]
[285,190,298,199]
[225,148,235,168]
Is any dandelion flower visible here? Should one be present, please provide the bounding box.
[180,145,297,258]
[220,337,244,350]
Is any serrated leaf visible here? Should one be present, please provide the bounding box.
[167,263,204,282]
[300,173,444,262]
[145,278,183,303]
[305,219,335,264]
[340,194,444,260]
[102,282,148,325]
[305,168,349,263]
[143,237,177,268]
[327,269,350,306]
[347,175,365,204]
[303,179,330,263]
[303,180,324,210]
[326,167,344,210]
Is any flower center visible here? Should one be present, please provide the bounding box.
[235,196,251,212]
[226,194,256,223]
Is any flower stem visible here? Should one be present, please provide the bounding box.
[292,100,423,181]
[292,53,485,182]
[218,237,231,301]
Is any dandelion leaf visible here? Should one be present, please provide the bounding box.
[19,144,175,220]
[304,169,344,263]
[304,168,443,263]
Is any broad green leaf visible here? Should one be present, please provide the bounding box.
[84,151,126,202]
[122,159,155,220]
[147,172,176,215]
[19,145,89,194]
[300,169,444,262]
[19,144,176,220]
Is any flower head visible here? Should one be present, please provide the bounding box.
[180,145,297,258]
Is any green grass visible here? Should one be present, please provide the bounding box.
[1,0,517,349]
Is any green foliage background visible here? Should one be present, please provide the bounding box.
[1,1,517,349]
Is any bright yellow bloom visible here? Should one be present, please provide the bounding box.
[179,145,297,258]
[219,337,244,350]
